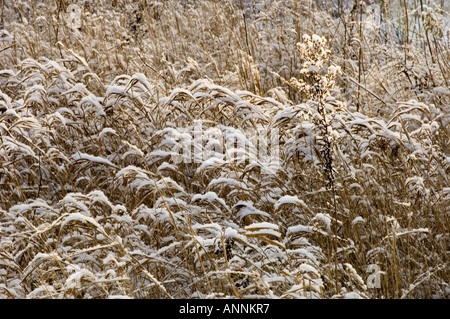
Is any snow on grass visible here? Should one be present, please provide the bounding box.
[0,0,448,300]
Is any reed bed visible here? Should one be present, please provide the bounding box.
[0,0,448,299]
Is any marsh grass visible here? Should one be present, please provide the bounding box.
[0,0,448,299]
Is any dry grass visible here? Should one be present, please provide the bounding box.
[0,0,448,299]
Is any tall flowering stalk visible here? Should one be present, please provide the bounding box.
[290,34,341,191]
[290,34,343,293]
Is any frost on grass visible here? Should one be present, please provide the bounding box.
[0,0,449,299]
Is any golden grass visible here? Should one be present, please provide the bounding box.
[0,0,448,299]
